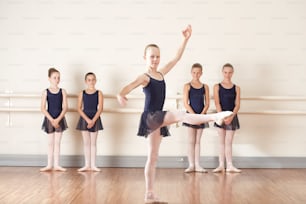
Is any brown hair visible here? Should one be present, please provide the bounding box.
[85,72,96,80]
[48,68,59,77]
[191,63,203,71]
[144,44,159,56]
[222,63,234,70]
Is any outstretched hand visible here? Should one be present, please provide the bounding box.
[117,94,128,106]
[182,24,192,40]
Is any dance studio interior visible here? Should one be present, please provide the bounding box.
[0,0,305,203]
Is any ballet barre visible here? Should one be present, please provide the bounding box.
[1,93,306,115]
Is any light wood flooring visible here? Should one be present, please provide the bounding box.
[0,167,306,204]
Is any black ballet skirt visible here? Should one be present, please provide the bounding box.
[42,117,68,134]
[137,111,170,137]
[76,117,103,132]
[214,114,240,130]
[214,84,240,130]
[76,90,103,132]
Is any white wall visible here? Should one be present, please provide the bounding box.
[0,0,306,157]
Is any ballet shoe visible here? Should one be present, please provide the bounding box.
[226,167,242,173]
[144,192,160,203]
[53,166,67,172]
[39,166,52,172]
[91,167,101,172]
[212,166,225,173]
[195,167,208,173]
[184,167,195,173]
[78,166,91,172]
[215,111,233,126]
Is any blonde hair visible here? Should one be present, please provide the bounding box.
[144,44,159,56]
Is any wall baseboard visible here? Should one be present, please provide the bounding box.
[1,155,306,168]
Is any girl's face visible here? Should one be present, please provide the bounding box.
[49,72,60,86]
[222,66,234,80]
[85,74,96,88]
[191,67,202,81]
[144,47,160,69]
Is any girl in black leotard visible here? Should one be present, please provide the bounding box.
[213,63,241,173]
[40,68,68,172]
[183,63,210,173]
[76,72,104,172]
[117,25,232,203]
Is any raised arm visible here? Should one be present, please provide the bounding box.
[159,25,192,76]
[117,74,149,106]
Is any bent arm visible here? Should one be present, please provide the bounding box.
[213,84,222,113]
[183,83,195,114]
[117,74,148,106]
[41,90,54,121]
[201,84,210,114]
[55,89,68,121]
[92,90,104,123]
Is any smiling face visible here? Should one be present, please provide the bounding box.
[191,67,203,81]
[222,66,234,80]
[144,46,160,70]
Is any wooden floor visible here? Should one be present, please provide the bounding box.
[0,167,306,204]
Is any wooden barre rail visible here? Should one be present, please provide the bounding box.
[1,93,306,101]
[1,108,306,115]
[1,93,306,115]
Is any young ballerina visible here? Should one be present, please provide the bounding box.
[213,63,241,173]
[182,63,210,173]
[41,68,68,172]
[117,25,233,203]
[76,72,104,172]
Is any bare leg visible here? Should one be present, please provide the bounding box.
[78,131,91,172]
[225,130,241,173]
[90,131,100,172]
[162,111,232,127]
[185,127,196,173]
[144,129,162,203]
[40,133,54,171]
[213,128,226,173]
[53,132,66,171]
[194,128,206,173]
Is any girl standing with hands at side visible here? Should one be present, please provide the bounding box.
[41,68,68,172]
[213,63,241,173]
[183,63,210,173]
[76,72,103,172]
[117,25,232,203]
